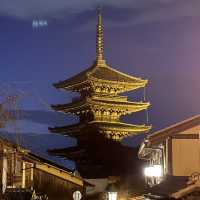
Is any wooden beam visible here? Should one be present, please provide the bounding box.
[171,134,199,139]
[168,137,173,175]
[171,182,200,199]
[22,162,26,188]
[2,152,7,194]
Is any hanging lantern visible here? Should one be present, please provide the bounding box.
[106,183,118,200]
[144,165,162,177]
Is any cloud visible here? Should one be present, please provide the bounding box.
[0,0,200,26]
[132,0,200,25]
[104,0,200,27]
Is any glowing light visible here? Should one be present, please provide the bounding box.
[144,165,162,177]
[106,183,118,200]
[108,192,118,200]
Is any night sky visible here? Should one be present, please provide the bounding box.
[1,0,200,155]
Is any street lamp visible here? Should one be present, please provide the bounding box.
[144,164,163,187]
[144,165,162,177]
[106,183,118,200]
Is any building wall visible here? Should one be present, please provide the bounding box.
[33,168,84,200]
[165,125,200,176]
[0,147,25,190]
[172,138,200,176]
[0,142,85,199]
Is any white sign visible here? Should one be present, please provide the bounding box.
[73,191,82,200]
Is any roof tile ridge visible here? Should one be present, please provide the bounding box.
[86,63,99,77]
[148,114,200,139]
[86,62,109,80]
[92,98,150,105]
[88,120,150,126]
[88,76,145,86]
[106,64,147,82]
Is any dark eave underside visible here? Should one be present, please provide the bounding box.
[49,121,151,135]
[52,98,150,112]
[148,114,200,146]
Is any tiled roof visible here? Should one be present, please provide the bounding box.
[0,131,75,170]
[52,97,150,113]
[50,121,151,134]
[54,63,146,89]
[148,176,188,197]
[147,114,200,146]
[90,65,144,83]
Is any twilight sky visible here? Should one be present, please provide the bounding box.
[1,0,200,150]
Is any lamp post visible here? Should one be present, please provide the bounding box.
[106,183,118,200]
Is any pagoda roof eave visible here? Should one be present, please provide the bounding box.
[90,121,152,132]
[54,78,147,90]
[54,78,147,92]
[53,64,148,92]
[89,75,147,87]
[48,146,86,158]
[49,121,151,135]
[51,98,150,114]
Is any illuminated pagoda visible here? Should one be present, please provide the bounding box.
[49,9,151,178]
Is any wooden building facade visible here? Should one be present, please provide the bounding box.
[138,114,200,199]
[0,137,88,200]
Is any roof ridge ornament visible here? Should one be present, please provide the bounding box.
[96,7,106,66]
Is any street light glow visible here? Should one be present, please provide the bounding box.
[144,165,162,177]
[108,192,118,200]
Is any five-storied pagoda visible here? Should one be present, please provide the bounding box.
[49,9,151,178]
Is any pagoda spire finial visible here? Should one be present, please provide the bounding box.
[96,7,105,65]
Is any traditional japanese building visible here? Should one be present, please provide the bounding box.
[49,9,151,178]
[0,136,90,200]
[137,114,200,199]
